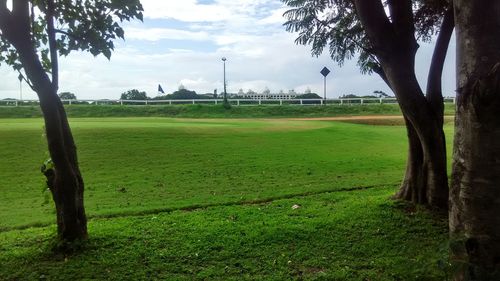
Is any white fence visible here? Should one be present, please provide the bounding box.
[0,97,456,107]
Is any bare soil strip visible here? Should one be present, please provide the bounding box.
[288,115,404,121]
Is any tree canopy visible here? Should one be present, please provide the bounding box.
[154,88,205,100]
[121,89,148,100]
[297,93,321,99]
[0,0,143,88]
[282,0,449,76]
[58,91,76,100]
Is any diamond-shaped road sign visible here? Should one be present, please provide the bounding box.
[320,67,331,77]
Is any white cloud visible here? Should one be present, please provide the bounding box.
[258,8,288,25]
[0,1,455,100]
[125,27,210,41]
[140,0,233,22]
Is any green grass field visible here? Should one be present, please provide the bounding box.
[0,116,454,280]
[0,103,456,118]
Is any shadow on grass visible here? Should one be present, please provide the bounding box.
[1,187,449,281]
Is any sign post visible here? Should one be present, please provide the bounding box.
[320,67,331,105]
[18,74,23,101]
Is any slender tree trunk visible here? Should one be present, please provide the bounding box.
[426,7,454,128]
[20,46,87,242]
[450,1,500,279]
[397,118,426,203]
[1,3,88,242]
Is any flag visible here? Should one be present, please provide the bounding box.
[158,84,165,94]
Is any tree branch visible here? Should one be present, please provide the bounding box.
[17,70,36,91]
[0,0,11,31]
[46,0,59,90]
[55,29,84,41]
[353,0,393,50]
[30,0,36,45]
[13,0,29,19]
[372,64,393,91]
[387,0,415,36]
[1,0,31,44]
[426,6,454,123]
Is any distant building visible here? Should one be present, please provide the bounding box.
[238,89,299,100]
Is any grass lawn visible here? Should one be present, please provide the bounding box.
[0,116,454,280]
[0,103,456,118]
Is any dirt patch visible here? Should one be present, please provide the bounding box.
[288,115,404,126]
[288,115,403,121]
[288,115,454,126]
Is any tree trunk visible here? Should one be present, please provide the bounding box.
[450,1,500,279]
[353,0,449,209]
[30,62,87,242]
[24,53,87,242]
[397,118,427,203]
[385,60,448,209]
[395,7,454,209]
[3,8,88,242]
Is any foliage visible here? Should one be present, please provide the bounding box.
[281,0,449,74]
[223,100,232,109]
[120,89,148,100]
[296,93,321,99]
[58,92,77,100]
[340,94,379,99]
[0,103,403,118]
[0,103,457,119]
[0,0,143,75]
[373,90,391,98]
[153,88,211,100]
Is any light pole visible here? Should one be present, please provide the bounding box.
[222,57,227,104]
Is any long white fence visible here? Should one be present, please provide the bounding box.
[0,97,456,107]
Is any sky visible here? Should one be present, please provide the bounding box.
[0,0,456,100]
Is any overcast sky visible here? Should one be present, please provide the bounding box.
[0,0,456,100]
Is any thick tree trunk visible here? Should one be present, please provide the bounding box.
[395,8,453,208]
[385,61,448,209]
[353,0,449,209]
[450,1,500,279]
[396,120,448,207]
[397,118,428,203]
[2,6,88,242]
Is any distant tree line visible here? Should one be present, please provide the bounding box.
[340,91,393,99]
[119,87,326,101]
[119,87,213,101]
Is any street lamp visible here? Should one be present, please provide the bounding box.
[222,57,227,104]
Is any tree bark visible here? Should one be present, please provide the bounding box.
[450,1,500,279]
[395,6,454,209]
[354,0,449,209]
[427,7,454,128]
[0,1,87,242]
[383,54,448,208]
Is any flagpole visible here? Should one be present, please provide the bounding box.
[157,84,165,95]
